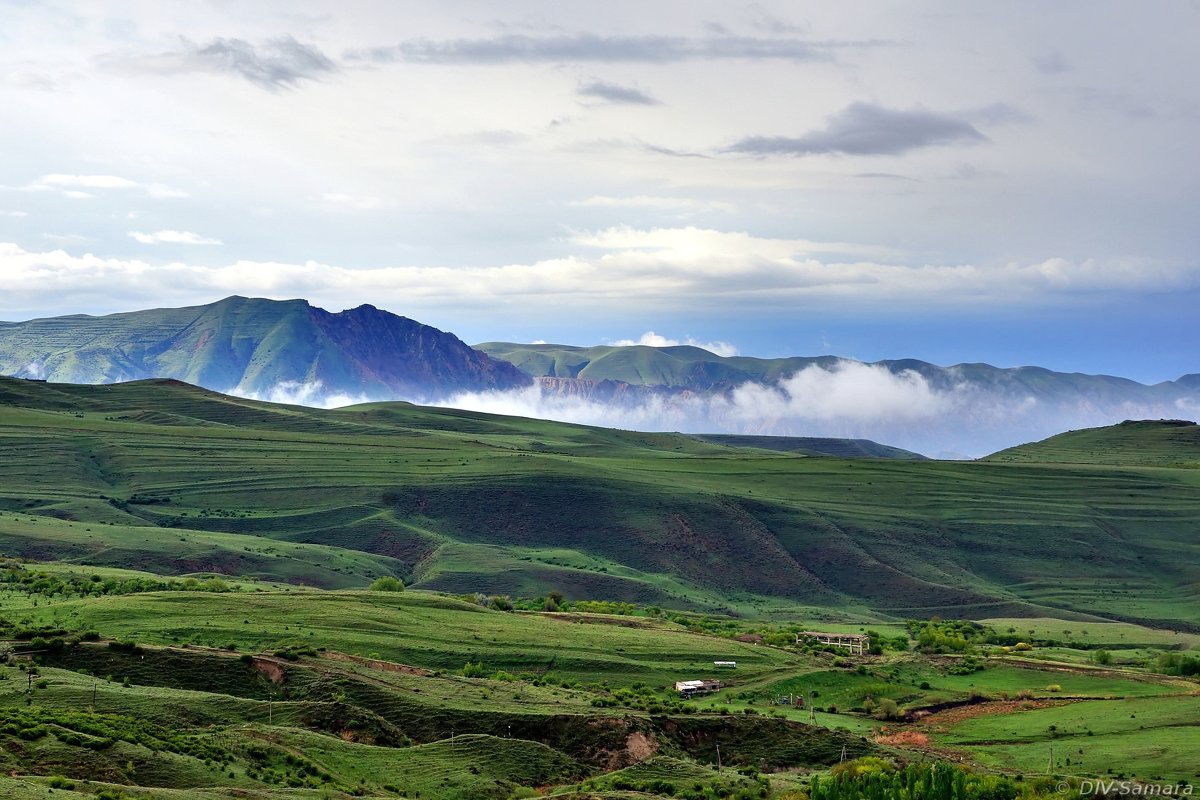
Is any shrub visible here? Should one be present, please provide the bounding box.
[873,698,902,720]
[368,576,405,592]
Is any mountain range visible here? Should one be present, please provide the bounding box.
[2,296,1197,456]
[0,295,529,400]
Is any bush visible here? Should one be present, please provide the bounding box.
[873,698,902,720]
[368,576,405,592]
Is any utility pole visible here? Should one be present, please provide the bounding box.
[840,745,847,763]
[92,680,97,708]
[268,692,273,726]
[1048,743,1053,773]
[716,744,722,770]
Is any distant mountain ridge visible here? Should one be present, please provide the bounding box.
[0,296,529,400]
[476,342,1200,456]
[477,341,1199,397]
[2,298,1197,455]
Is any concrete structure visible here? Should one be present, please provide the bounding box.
[796,631,869,655]
[675,679,723,697]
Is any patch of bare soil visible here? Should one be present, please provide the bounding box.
[321,650,429,675]
[251,657,286,684]
[915,698,1068,732]
[624,731,657,762]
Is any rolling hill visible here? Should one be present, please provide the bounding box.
[1,375,1197,629]
[0,295,529,400]
[691,434,927,460]
[985,418,1200,466]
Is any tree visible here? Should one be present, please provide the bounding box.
[368,577,405,592]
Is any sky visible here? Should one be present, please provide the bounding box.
[1,0,1198,383]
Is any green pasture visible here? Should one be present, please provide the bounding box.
[1,376,1199,625]
[14,589,796,686]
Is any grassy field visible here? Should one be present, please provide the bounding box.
[4,579,1199,797]
[937,695,1200,784]
[1,376,1198,626]
[3,377,1200,797]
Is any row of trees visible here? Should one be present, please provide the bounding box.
[0,561,231,599]
[811,759,1025,800]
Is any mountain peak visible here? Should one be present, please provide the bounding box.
[0,297,528,401]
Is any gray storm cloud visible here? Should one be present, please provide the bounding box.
[109,36,336,91]
[346,34,832,65]
[728,102,987,157]
[577,81,661,106]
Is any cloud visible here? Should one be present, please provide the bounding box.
[719,361,947,423]
[109,36,336,91]
[0,210,29,218]
[432,360,1199,458]
[0,235,1191,322]
[576,81,661,105]
[726,102,987,156]
[227,380,371,409]
[570,195,736,214]
[964,102,1035,126]
[26,174,187,199]
[347,34,832,65]
[2,68,62,91]
[128,230,222,245]
[1032,51,1071,75]
[611,331,739,357]
[322,193,393,211]
[430,362,991,456]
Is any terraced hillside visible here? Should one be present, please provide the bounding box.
[1,376,1198,626]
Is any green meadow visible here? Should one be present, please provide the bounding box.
[1,377,1199,797]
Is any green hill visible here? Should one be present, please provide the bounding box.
[985,419,1200,466]
[1,376,1198,627]
[692,434,927,460]
[475,341,834,388]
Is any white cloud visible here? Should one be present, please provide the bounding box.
[25,174,188,199]
[0,237,1193,322]
[128,230,222,245]
[0,210,29,218]
[717,361,947,423]
[322,193,393,211]
[227,380,371,409]
[571,196,737,214]
[433,361,1193,457]
[571,225,908,261]
[612,331,738,357]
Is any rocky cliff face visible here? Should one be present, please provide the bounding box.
[309,303,530,398]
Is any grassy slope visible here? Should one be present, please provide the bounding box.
[986,419,1200,467]
[22,590,791,684]
[692,433,927,460]
[1,376,1199,625]
[475,341,833,386]
[939,695,1200,783]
